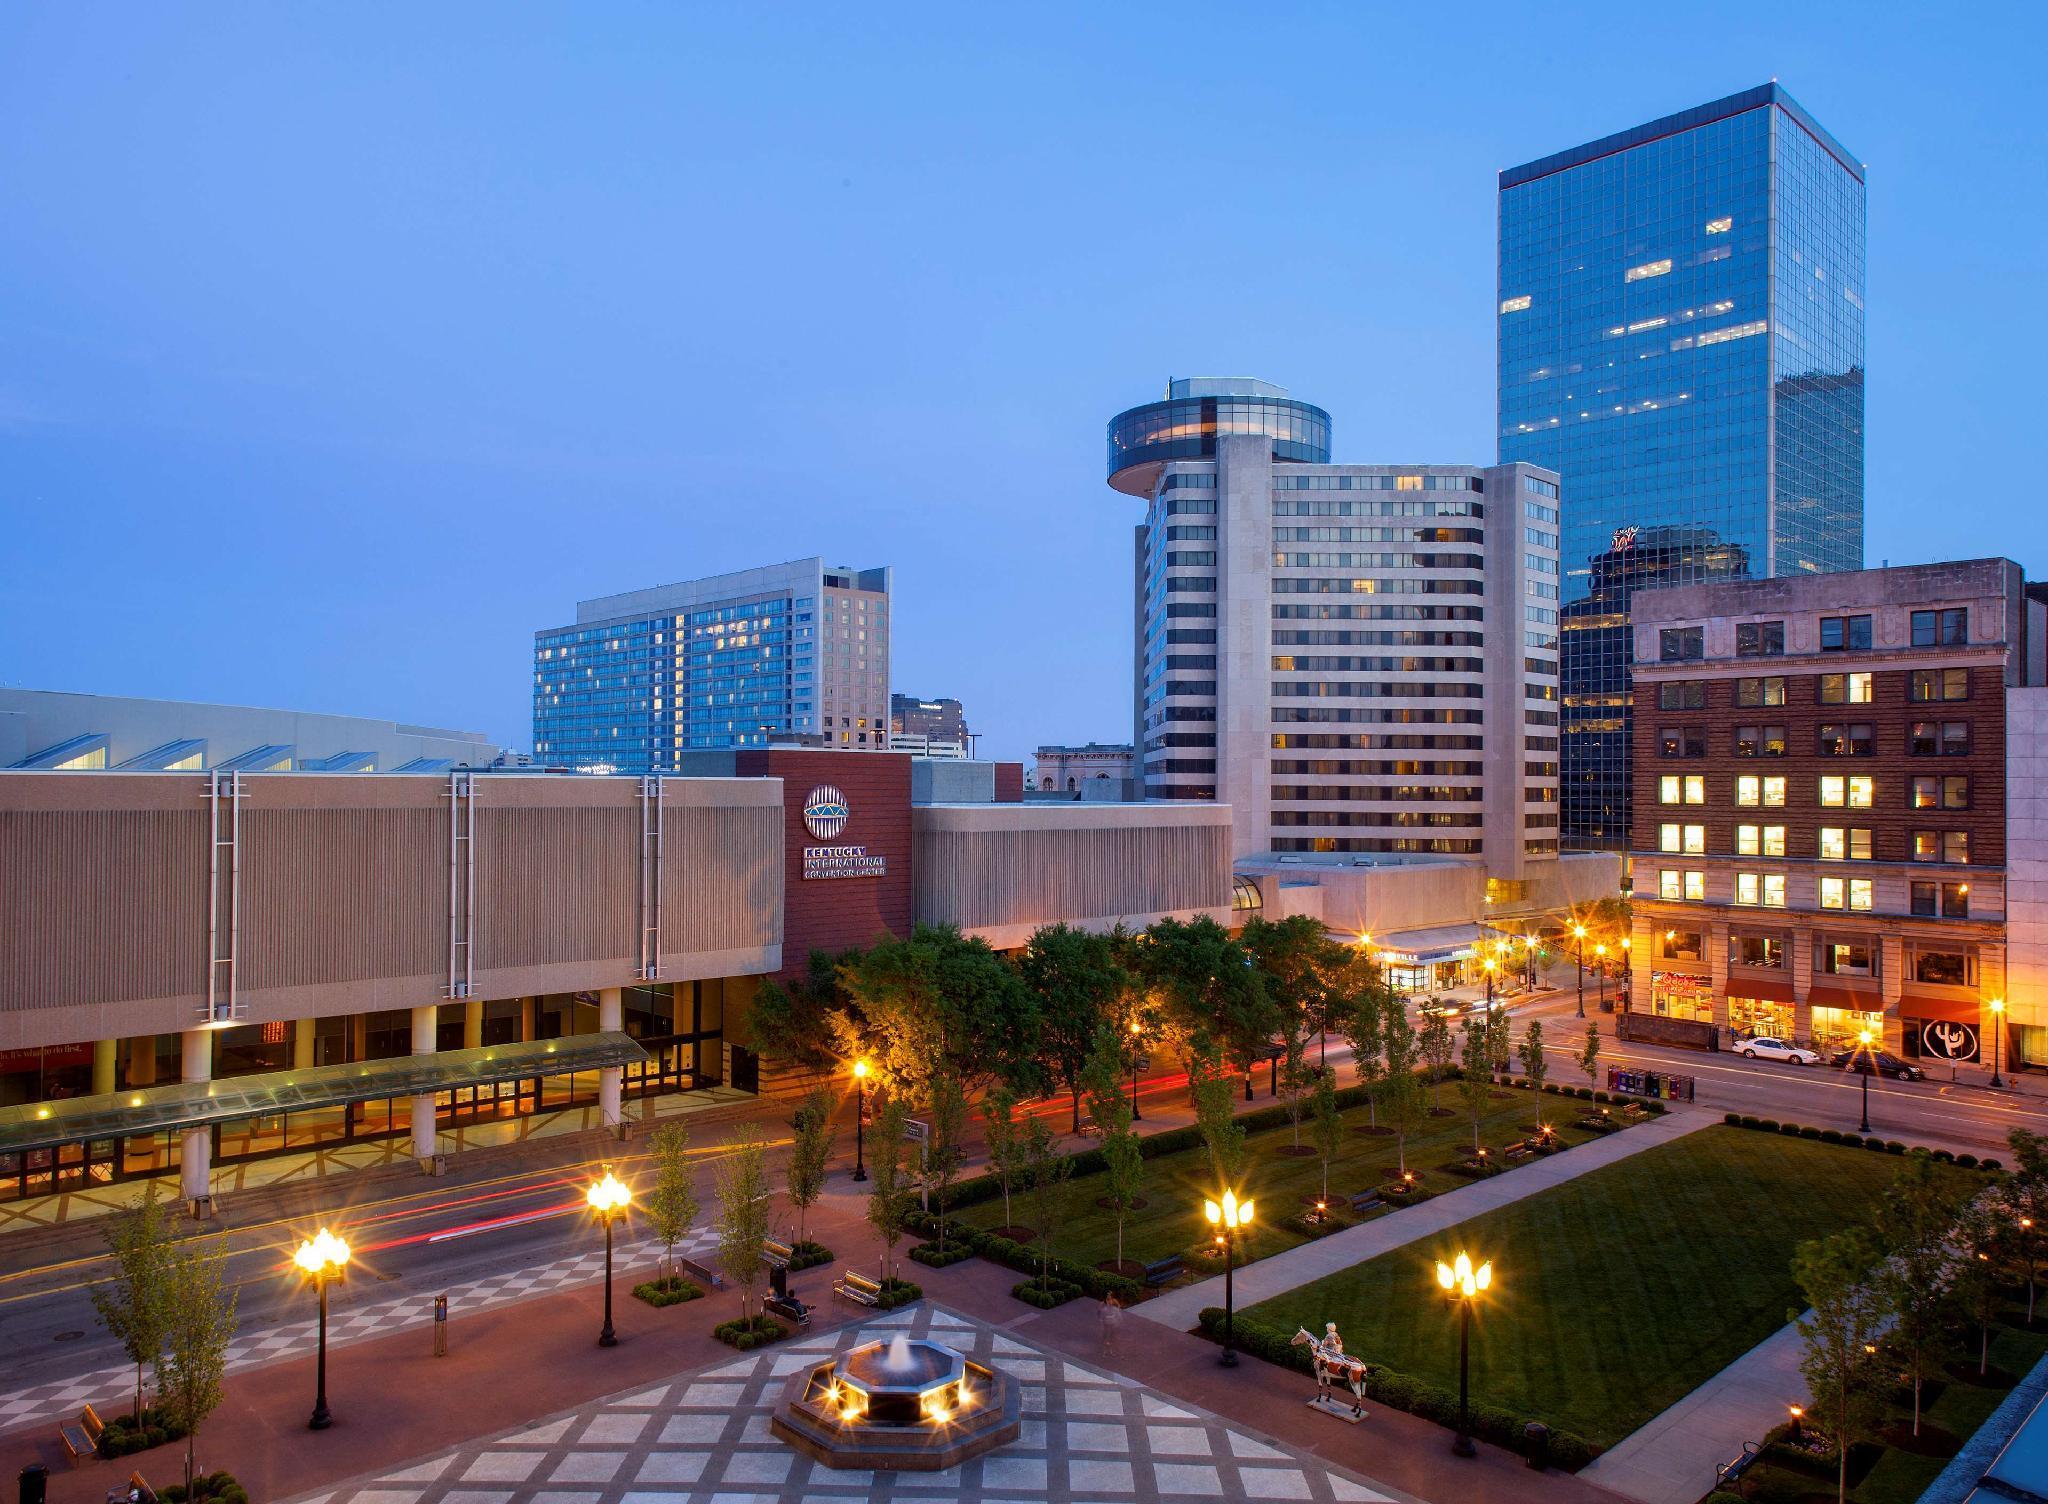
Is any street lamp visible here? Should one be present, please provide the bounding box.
[1435,1249,1494,1457]
[1203,1189,1254,1368]
[2022,1215,2039,1326]
[1483,956,1497,1010]
[1991,998,2007,1089]
[1619,936,1632,1012]
[1857,1028,1874,1134]
[293,1227,350,1431]
[1788,1402,1804,1442]
[852,1059,871,1182]
[1572,923,1588,1018]
[1127,1021,1144,1122]
[587,1168,632,1348]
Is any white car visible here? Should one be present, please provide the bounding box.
[1736,1035,1820,1066]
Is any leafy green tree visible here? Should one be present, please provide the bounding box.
[715,1128,771,1319]
[1193,1055,1247,1187]
[744,947,861,1071]
[925,1072,969,1253]
[1518,1020,1548,1125]
[1309,1067,1344,1212]
[645,1121,699,1280]
[984,1084,1023,1229]
[1342,989,1384,1125]
[1139,915,1278,1101]
[1459,1019,1492,1154]
[1084,1029,1144,1270]
[1876,1151,1961,1433]
[1019,1117,1075,1285]
[1418,1009,1453,1111]
[863,1094,911,1280]
[1242,914,1351,1071]
[1019,923,1127,1132]
[1793,1227,1887,1504]
[785,1087,834,1251]
[1379,1005,1425,1178]
[1485,1004,1512,1080]
[1578,1022,1602,1092]
[158,1235,237,1498]
[840,924,1041,1096]
[92,1181,174,1422]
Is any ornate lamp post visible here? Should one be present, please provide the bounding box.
[1991,998,2007,1089]
[852,1059,871,1182]
[1435,1249,1494,1457]
[1572,923,1588,1018]
[1483,956,1497,1010]
[1619,935,1633,1012]
[1203,1189,1254,1368]
[587,1168,632,1348]
[1127,1019,1145,1121]
[294,1228,350,1431]
[1856,1028,1874,1134]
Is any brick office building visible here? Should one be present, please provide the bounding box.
[1628,559,2047,1062]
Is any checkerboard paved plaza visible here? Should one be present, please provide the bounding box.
[286,1303,1406,1504]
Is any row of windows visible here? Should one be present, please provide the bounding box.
[1271,655,1483,673]
[1658,816,1973,863]
[1274,527,1485,543]
[1274,552,1484,571]
[1273,785,1482,803]
[1658,607,1970,662]
[1662,771,1971,810]
[1273,473,1483,491]
[1272,499,1485,518]
[1657,667,1970,709]
[1272,578,1486,596]
[1659,868,1974,920]
[1660,721,1974,759]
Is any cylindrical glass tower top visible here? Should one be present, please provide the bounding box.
[1108,378,1330,495]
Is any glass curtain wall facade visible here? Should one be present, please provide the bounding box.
[1499,85,1866,850]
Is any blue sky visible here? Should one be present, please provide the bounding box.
[3,4,2042,762]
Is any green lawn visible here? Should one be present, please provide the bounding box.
[957,1082,1617,1272]
[1242,1126,1922,1449]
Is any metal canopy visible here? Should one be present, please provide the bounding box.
[0,1032,650,1156]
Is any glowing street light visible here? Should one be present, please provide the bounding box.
[1857,1028,1874,1134]
[1435,1249,1494,1456]
[1571,923,1588,1018]
[1203,1189,1255,1368]
[1127,1020,1145,1122]
[293,1227,351,1430]
[1483,956,1498,1010]
[587,1168,632,1348]
[1991,998,2007,1089]
[852,1059,871,1182]
[1788,1402,1804,1442]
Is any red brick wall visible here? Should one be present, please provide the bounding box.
[994,762,1024,803]
[736,750,915,975]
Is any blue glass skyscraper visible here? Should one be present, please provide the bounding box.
[1499,84,1866,850]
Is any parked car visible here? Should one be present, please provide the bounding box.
[1735,1036,1821,1066]
[1829,1048,1927,1081]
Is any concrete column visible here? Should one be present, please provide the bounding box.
[293,1018,316,1071]
[519,996,536,1043]
[125,1037,157,1088]
[1792,928,1815,1046]
[180,1029,213,1213]
[598,988,624,1136]
[463,1000,484,1051]
[410,1005,440,1168]
[1708,920,1731,1029]
[92,1039,117,1097]
[1881,933,1907,1055]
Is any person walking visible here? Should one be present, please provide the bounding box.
[1100,1290,1125,1356]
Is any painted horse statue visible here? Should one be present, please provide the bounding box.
[1291,1324,1370,1417]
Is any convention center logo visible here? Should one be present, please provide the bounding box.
[803,785,850,841]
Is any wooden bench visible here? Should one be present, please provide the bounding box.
[60,1402,105,1464]
[835,1270,884,1307]
[1140,1255,1184,1288]
[1715,1441,1761,1492]
[765,1292,813,1327]
[1347,1190,1382,1215]
[1503,1140,1535,1162]
[676,1255,725,1291]
[105,1471,157,1504]
[762,1238,794,1270]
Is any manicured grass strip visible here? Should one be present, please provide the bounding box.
[1243,1125,1912,1449]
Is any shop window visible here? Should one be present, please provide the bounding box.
[1909,668,1970,703]
[1729,997,1795,1039]
[1737,621,1785,658]
[1650,971,1714,1022]
[1911,949,1972,987]
[1730,935,1785,969]
[1659,930,1704,961]
[1822,941,1877,977]
[1735,676,1786,708]
[1811,1006,1885,1052]
[1734,724,1787,758]
[1659,681,1706,710]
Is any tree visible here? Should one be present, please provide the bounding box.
[864,1094,911,1280]
[157,1236,237,1498]
[785,1087,834,1251]
[1019,1117,1074,1286]
[840,925,1041,1096]
[1485,1004,1512,1081]
[2007,1129,2048,1324]
[1793,1228,1887,1504]
[1139,915,1278,1102]
[926,1072,969,1253]
[1519,1020,1548,1126]
[1418,1009,1453,1111]
[1379,1004,1426,1178]
[1875,1152,1958,1434]
[1342,988,1384,1125]
[645,1121,699,1281]
[744,947,860,1072]
[91,1181,174,1423]
[1578,1022,1602,1093]
[1309,1067,1344,1213]
[1019,924,1127,1132]
[984,1085,1023,1229]
[1458,1019,1492,1154]
[1953,1191,2013,1375]
[1242,914,1347,1075]
[1193,1055,1247,1187]
[714,1128,771,1320]
[1084,1029,1144,1271]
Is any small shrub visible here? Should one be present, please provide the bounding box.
[1012,1276,1082,1309]
[97,1406,187,1459]
[1983,1158,2004,1172]
[1759,1119,1780,1132]
[908,1241,973,1269]
[1724,1112,1742,1126]
[1799,1125,1822,1140]
[1887,1140,1907,1154]
[1819,1129,1843,1145]
[1933,1148,1956,1163]
[1779,1122,1801,1136]
[1957,1153,1980,1169]
[631,1275,703,1308]
[877,1277,924,1309]
[714,1314,790,1350]
[159,1474,249,1504]
[788,1239,834,1271]
[1576,1086,1593,1100]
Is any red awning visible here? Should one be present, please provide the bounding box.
[1725,976,1795,1003]
[1806,986,1882,1011]
[1900,995,1981,1024]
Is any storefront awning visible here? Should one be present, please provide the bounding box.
[1725,976,1795,1004]
[1900,995,1981,1024]
[0,1032,650,1157]
[1807,987,1882,1012]
[1374,923,1482,963]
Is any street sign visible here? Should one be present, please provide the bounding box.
[905,1118,930,1144]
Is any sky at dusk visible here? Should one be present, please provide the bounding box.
[3,4,2043,762]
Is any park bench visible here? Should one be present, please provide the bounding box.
[1503,1140,1535,1162]
[60,1402,105,1464]
[835,1270,884,1307]
[105,1471,157,1504]
[1347,1190,1382,1215]
[675,1254,725,1291]
[766,1292,813,1326]
[762,1238,793,1269]
[1715,1441,1762,1492]
[1140,1255,1184,1288]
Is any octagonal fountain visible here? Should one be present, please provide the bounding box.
[770,1333,1020,1470]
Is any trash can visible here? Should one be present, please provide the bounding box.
[19,1462,49,1504]
[1523,1421,1550,1470]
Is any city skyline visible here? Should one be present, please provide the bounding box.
[2,7,2043,762]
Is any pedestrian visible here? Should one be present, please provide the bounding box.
[1100,1290,1124,1356]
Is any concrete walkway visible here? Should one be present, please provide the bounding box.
[1579,1317,1807,1504]
[1138,1108,1715,1330]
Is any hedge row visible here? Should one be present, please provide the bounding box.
[1720,1113,2001,1170]
[903,1208,1143,1303]
[1196,1307,1597,1471]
